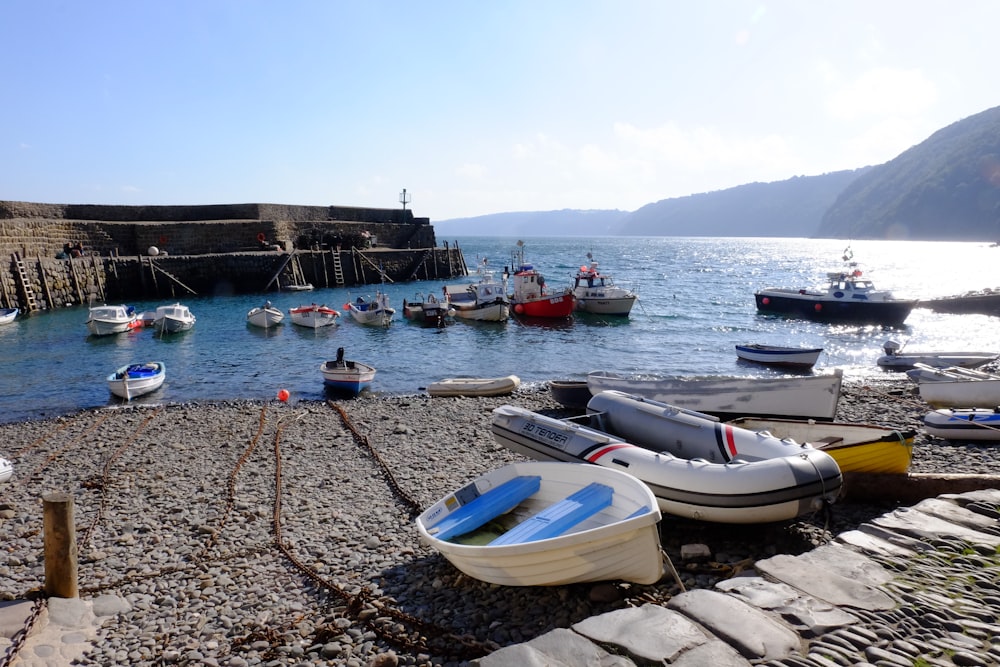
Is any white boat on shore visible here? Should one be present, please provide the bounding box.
[735,344,823,369]
[247,301,284,328]
[923,408,1000,441]
[491,391,843,524]
[0,456,13,483]
[86,304,140,336]
[106,361,166,400]
[427,375,520,397]
[587,368,843,421]
[915,375,1000,409]
[416,460,663,586]
[153,303,196,334]
[876,340,997,371]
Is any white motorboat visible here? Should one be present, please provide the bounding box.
[427,375,520,397]
[754,251,917,326]
[923,408,1000,442]
[876,340,998,371]
[247,301,284,328]
[0,456,13,483]
[344,292,394,327]
[735,344,823,369]
[443,261,511,322]
[416,460,663,586]
[0,307,19,325]
[320,347,376,396]
[586,368,843,421]
[402,293,454,327]
[491,391,843,524]
[572,255,637,316]
[86,304,140,336]
[289,304,339,328]
[153,303,196,334]
[106,361,166,400]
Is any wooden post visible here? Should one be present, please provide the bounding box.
[43,492,78,598]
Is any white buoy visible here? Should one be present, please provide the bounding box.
[147,246,159,256]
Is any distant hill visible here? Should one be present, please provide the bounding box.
[818,106,1000,240]
[433,104,1000,241]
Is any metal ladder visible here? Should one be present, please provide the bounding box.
[12,253,38,312]
[331,250,345,286]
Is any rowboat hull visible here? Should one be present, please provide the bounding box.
[492,392,843,524]
[735,344,823,368]
[917,378,1000,409]
[428,375,520,397]
[923,409,1000,441]
[548,379,592,409]
[0,308,18,325]
[0,457,13,483]
[726,417,914,474]
[107,362,166,400]
[877,352,998,370]
[320,359,376,396]
[587,368,843,421]
[416,461,663,586]
[289,305,339,328]
[247,306,284,328]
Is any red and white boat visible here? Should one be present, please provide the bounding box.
[508,242,575,319]
[289,304,340,328]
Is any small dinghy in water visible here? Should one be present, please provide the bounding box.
[491,390,843,524]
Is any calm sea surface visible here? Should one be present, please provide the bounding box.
[2,236,998,425]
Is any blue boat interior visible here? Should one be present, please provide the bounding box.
[488,482,614,545]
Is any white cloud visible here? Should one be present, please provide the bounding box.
[456,162,487,181]
[826,67,938,121]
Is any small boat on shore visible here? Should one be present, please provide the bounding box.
[876,340,998,371]
[289,304,339,328]
[86,304,140,336]
[107,361,166,400]
[153,303,196,334]
[735,344,823,369]
[416,460,663,586]
[0,456,13,483]
[923,408,1000,441]
[427,375,520,397]
[910,369,1000,409]
[247,301,284,328]
[548,379,592,410]
[726,416,915,474]
[587,368,843,421]
[0,307,19,325]
[320,347,376,396]
[492,391,843,524]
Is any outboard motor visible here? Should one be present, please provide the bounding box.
[883,340,902,355]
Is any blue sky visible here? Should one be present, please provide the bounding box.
[3,1,998,221]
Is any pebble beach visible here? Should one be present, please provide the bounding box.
[1,377,998,666]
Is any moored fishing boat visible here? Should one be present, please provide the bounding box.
[735,344,823,369]
[402,293,453,327]
[86,304,140,336]
[106,361,166,400]
[289,304,339,328]
[153,303,196,334]
[726,416,915,474]
[427,375,520,397]
[443,264,511,322]
[508,241,575,319]
[344,292,394,327]
[923,408,1000,441]
[491,391,843,524]
[246,301,284,328]
[587,368,843,421]
[571,254,637,316]
[416,460,663,586]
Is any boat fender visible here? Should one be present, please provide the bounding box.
[815,303,823,311]
[761,297,770,305]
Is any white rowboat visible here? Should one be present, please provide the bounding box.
[416,460,663,586]
[427,375,520,397]
[735,344,823,368]
[247,302,284,328]
[107,362,166,400]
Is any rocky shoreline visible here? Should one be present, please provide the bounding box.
[0,378,996,666]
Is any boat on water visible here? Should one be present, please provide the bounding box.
[402,293,453,327]
[289,304,339,328]
[0,456,13,483]
[754,250,917,326]
[917,287,1000,317]
[548,379,592,410]
[344,292,394,327]
[0,307,19,325]
[735,344,823,369]
[508,242,575,319]
[876,339,998,371]
[427,375,520,397]
[247,301,285,328]
[153,303,196,334]
[586,368,843,421]
[726,416,915,474]
[491,391,843,524]
[320,347,376,396]
[443,262,510,322]
[923,408,1000,442]
[571,254,637,316]
[416,460,663,586]
[106,361,166,400]
[86,304,141,336]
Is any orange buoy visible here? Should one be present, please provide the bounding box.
[277,388,290,402]
[514,304,524,314]
[814,303,822,312]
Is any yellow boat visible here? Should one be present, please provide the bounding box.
[726,417,915,474]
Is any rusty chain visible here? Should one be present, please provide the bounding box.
[0,597,45,667]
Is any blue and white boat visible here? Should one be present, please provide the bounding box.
[107,361,166,401]
[735,344,823,369]
[923,408,1000,442]
[320,347,375,396]
[0,307,18,325]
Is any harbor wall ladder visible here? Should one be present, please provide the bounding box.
[331,250,345,286]
[12,253,38,312]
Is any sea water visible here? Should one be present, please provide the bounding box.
[1,236,998,424]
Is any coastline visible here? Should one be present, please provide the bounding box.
[0,378,994,665]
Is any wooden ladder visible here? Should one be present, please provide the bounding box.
[331,249,345,286]
[12,253,38,312]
